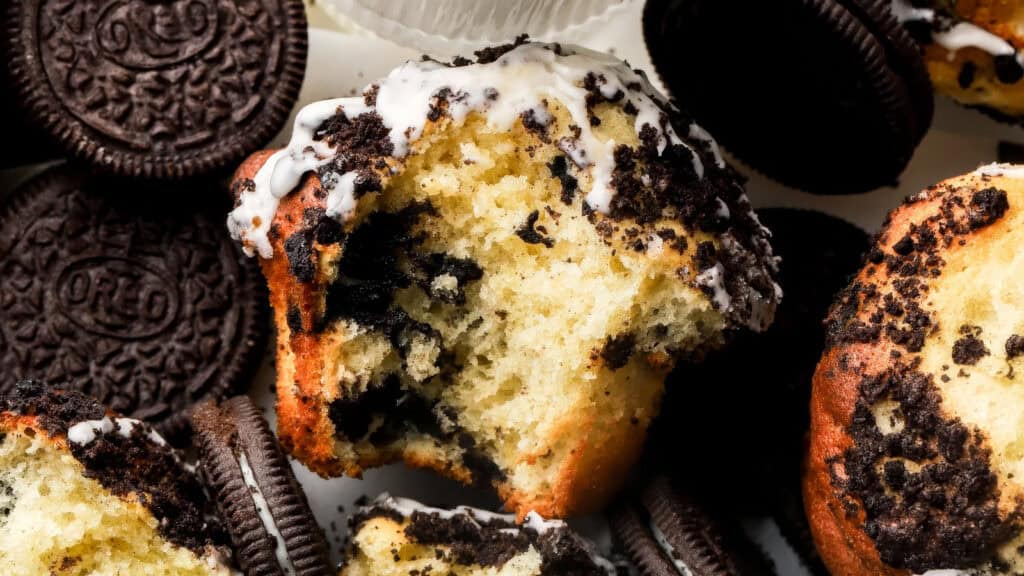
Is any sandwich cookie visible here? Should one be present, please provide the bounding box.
[0,165,268,442]
[643,0,933,194]
[3,0,308,179]
[193,396,332,576]
[611,476,774,576]
[651,208,870,515]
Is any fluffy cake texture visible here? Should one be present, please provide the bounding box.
[341,494,621,576]
[0,381,232,576]
[805,165,1024,575]
[228,40,781,518]
[894,0,1024,119]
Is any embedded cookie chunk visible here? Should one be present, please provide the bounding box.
[894,0,1024,119]
[805,165,1024,575]
[229,40,781,518]
[0,381,233,576]
[341,494,622,576]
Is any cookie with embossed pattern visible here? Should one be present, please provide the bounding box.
[610,476,774,576]
[193,395,332,576]
[3,0,307,180]
[0,164,268,442]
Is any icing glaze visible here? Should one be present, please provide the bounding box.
[976,162,1024,179]
[66,416,167,447]
[228,42,707,258]
[891,0,1023,65]
[238,452,297,576]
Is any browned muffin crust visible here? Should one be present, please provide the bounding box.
[1,381,221,552]
[806,171,1024,575]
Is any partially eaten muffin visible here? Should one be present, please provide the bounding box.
[0,381,232,576]
[341,494,623,576]
[229,39,781,519]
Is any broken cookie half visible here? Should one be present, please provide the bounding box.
[228,39,781,519]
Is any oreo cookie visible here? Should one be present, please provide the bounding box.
[4,0,307,180]
[611,476,774,576]
[0,165,268,441]
[193,396,332,576]
[643,0,933,194]
[998,141,1024,164]
[649,208,868,516]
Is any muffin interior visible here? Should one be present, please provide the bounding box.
[314,103,726,498]
[0,429,222,576]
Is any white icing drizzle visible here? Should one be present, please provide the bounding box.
[369,494,618,574]
[913,570,974,576]
[649,520,695,576]
[695,263,731,312]
[228,42,708,258]
[238,452,297,576]
[66,416,167,447]
[976,162,1024,179]
[891,0,1023,64]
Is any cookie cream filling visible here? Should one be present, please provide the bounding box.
[649,520,695,576]
[891,0,1023,65]
[238,452,297,576]
[228,42,710,259]
[67,416,167,447]
[369,494,618,574]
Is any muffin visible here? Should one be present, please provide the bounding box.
[805,165,1024,574]
[341,494,622,575]
[895,0,1024,120]
[0,381,233,576]
[228,39,781,519]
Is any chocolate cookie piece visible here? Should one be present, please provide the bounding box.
[193,396,332,576]
[3,0,307,180]
[611,476,774,576]
[643,0,933,195]
[650,208,869,515]
[0,165,268,442]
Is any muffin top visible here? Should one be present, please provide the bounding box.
[228,38,780,331]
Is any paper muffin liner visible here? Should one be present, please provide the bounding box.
[315,0,628,55]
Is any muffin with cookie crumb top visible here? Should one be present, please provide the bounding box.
[895,0,1024,120]
[228,39,781,520]
[0,381,233,576]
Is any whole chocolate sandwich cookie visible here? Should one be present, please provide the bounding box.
[343,493,625,575]
[3,0,307,179]
[651,208,867,575]
[806,165,1024,574]
[893,0,1024,122]
[610,476,774,576]
[652,208,869,515]
[0,380,235,576]
[228,38,781,520]
[644,0,933,195]
[192,396,332,576]
[0,165,268,441]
